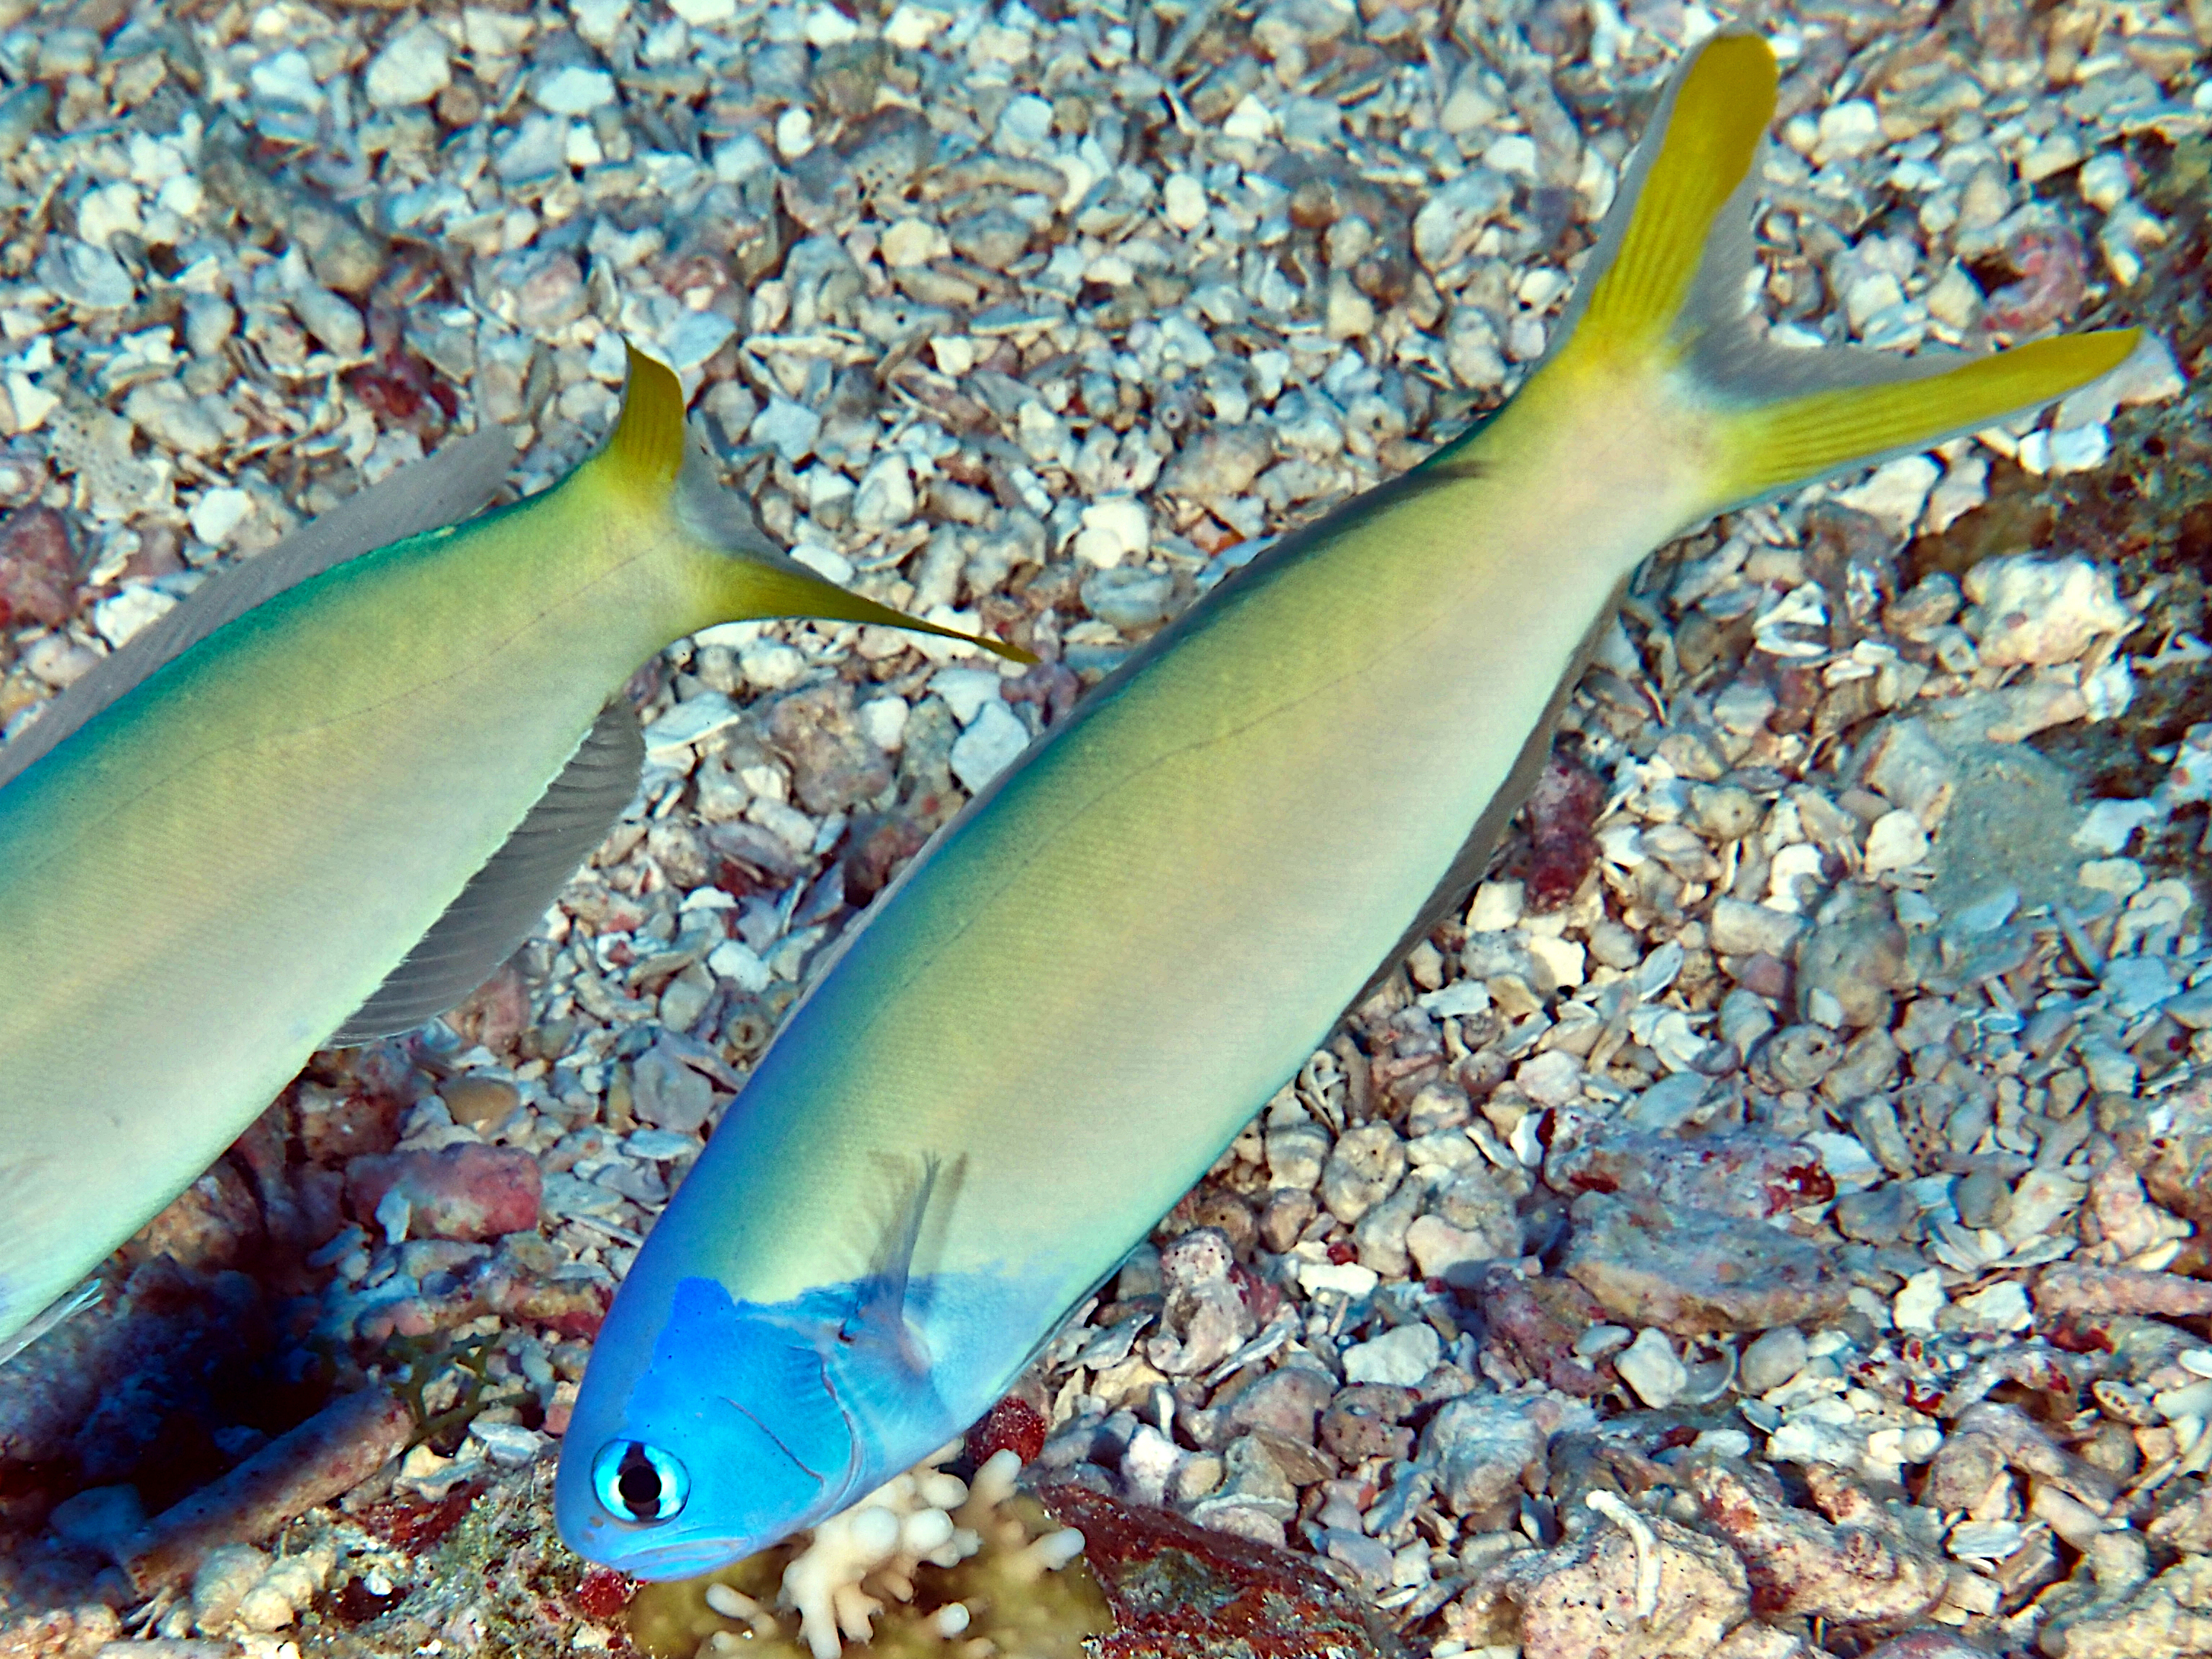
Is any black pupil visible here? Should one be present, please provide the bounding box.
[617,1446,662,1517]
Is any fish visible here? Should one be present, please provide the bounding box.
[555,32,2139,1580]
[0,348,1023,1359]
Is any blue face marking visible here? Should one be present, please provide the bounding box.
[554,1254,1055,1579]
[554,1275,864,1579]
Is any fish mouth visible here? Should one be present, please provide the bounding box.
[608,1534,762,1581]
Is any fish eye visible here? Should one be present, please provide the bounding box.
[592,1439,690,1523]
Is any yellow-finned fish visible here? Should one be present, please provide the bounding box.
[557,34,2139,1581]
[0,351,1022,1358]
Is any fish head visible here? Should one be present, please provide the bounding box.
[555,1273,861,1579]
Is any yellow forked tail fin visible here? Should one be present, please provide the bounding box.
[1711,331,2139,503]
[600,345,690,489]
[1546,32,2139,515]
[592,343,1033,665]
[1567,33,1777,361]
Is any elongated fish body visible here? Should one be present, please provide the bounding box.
[559,34,2138,1578]
[0,354,1014,1354]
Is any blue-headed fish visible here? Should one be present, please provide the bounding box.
[0,351,1018,1359]
[557,34,2137,1577]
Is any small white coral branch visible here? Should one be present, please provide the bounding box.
[1586,1490,1662,1622]
[781,1442,990,1658]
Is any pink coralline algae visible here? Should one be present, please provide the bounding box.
[1542,1117,1835,1222]
[967,1395,1049,1466]
[1688,1458,1948,1630]
[1523,753,1606,912]
[1562,1191,1850,1336]
[1037,1484,1398,1659]
[345,1144,542,1242]
[1982,223,2089,338]
[0,506,79,629]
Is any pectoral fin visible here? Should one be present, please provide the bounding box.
[836,1153,958,1375]
[330,697,643,1042]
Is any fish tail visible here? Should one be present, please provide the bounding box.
[592,344,1031,664]
[1543,32,2138,513]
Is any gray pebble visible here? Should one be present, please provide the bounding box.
[1796,885,1910,1029]
[752,398,823,466]
[644,821,712,889]
[1738,1326,1808,1396]
[1824,1028,1902,1102]
[126,382,226,457]
[1709,897,1806,959]
[1764,1024,1842,1089]
[1956,1166,2012,1230]
[0,83,50,161]
[631,1043,715,1134]
[948,208,1033,271]
[36,27,97,77]
[1563,1191,1849,1334]
[1265,1112,1329,1191]
[1080,565,1175,631]
[1686,783,1761,841]
[1861,715,1956,825]
[1257,1188,1315,1253]
[200,142,388,296]
[1835,1181,1914,1245]
[1423,1394,1552,1519]
[1586,919,1641,970]
[39,240,135,310]
[2165,983,2212,1029]
[1115,1242,1162,1299]
[1850,1097,1917,1177]
[1212,1433,1299,1512]
[47,1483,144,1554]
[183,297,238,359]
[535,64,618,113]
[1410,167,1511,271]
[1342,1322,1441,1388]
[1224,1363,1336,1443]
[1428,1163,1525,1245]
[1719,988,1775,1056]
[1614,1326,1688,1408]
[496,115,570,184]
[1319,1120,1405,1225]
[192,1542,271,1633]
[498,249,589,332]
[364,22,452,109]
[1158,424,1275,507]
[1404,1082,1469,1138]
[949,700,1030,793]
[1352,1171,1429,1276]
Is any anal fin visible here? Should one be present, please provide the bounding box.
[331,698,645,1042]
[0,1278,100,1370]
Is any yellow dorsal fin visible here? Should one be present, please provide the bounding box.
[600,345,689,490]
